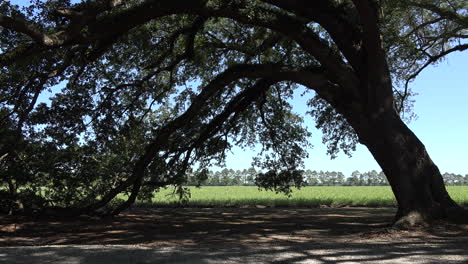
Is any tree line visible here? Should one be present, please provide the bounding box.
[187,169,468,187]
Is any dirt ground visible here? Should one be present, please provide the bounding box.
[1,207,468,263]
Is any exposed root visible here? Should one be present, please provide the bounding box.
[392,206,468,229]
[393,211,430,229]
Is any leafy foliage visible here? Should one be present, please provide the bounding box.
[255,170,305,196]
[0,0,466,215]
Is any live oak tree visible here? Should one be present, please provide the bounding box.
[1,0,467,226]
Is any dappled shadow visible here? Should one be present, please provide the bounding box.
[1,236,467,263]
[1,208,467,263]
[0,208,393,246]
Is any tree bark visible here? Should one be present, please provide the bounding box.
[349,109,467,227]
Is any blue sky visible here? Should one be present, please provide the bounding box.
[225,51,468,176]
[9,0,468,176]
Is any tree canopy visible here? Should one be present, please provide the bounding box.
[1,0,466,220]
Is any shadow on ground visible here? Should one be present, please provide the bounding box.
[1,208,467,263]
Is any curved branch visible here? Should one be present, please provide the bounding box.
[403,43,468,98]
[261,0,363,72]
[0,14,48,44]
[406,1,468,28]
[105,65,331,215]
[85,63,321,214]
[402,17,445,38]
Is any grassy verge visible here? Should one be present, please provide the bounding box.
[135,186,468,208]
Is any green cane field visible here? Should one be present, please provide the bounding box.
[141,186,468,208]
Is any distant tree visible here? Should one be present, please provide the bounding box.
[442,173,466,186]
[232,169,243,186]
[332,172,345,186]
[317,171,328,186]
[328,171,337,185]
[376,171,388,186]
[209,172,221,186]
[443,173,455,186]
[304,170,319,186]
[367,170,379,186]
[219,169,232,186]
[359,172,370,186]
[454,174,464,186]
[244,167,257,186]
[346,171,361,186]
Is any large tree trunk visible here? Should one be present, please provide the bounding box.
[349,109,466,227]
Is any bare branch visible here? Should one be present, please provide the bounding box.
[403,43,468,100]
[406,1,468,28]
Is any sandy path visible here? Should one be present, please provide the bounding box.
[2,239,467,264]
[1,208,467,263]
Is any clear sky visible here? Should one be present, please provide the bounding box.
[224,51,468,176]
[9,0,468,176]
